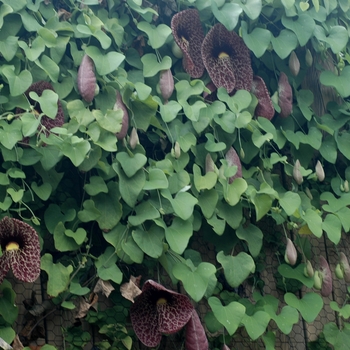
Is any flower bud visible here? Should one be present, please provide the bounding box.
[205,154,215,173]
[129,127,139,150]
[335,263,344,279]
[319,255,332,297]
[344,180,349,193]
[315,160,325,182]
[285,238,297,266]
[304,260,314,278]
[174,141,181,158]
[313,270,322,290]
[289,51,300,76]
[293,159,303,185]
[340,252,350,283]
[305,49,313,67]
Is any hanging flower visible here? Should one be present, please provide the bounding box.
[278,72,293,118]
[251,76,275,120]
[171,9,205,78]
[130,279,194,347]
[0,217,41,284]
[201,23,253,93]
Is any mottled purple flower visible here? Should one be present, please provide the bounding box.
[201,23,253,93]
[0,217,41,284]
[130,280,194,347]
[251,76,275,120]
[171,9,205,78]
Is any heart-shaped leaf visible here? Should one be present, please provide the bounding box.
[173,262,217,302]
[116,152,147,178]
[217,251,255,288]
[241,311,270,340]
[143,168,169,190]
[284,292,323,322]
[132,224,164,258]
[85,46,125,75]
[137,22,171,49]
[31,182,52,201]
[320,66,350,98]
[2,67,32,96]
[208,297,246,335]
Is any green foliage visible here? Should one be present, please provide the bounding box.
[0,0,350,348]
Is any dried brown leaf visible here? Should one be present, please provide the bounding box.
[93,279,115,298]
[12,335,24,350]
[75,294,98,319]
[120,276,142,303]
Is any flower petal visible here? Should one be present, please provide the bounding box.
[202,23,253,93]
[185,310,209,350]
[157,293,194,334]
[0,255,11,285]
[171,9,205,78]
[251,76,275,120]
[130,286,162,347]
[0,217,41,283]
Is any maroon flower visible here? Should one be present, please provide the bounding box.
[171,9,205,78]
[251,76,275,120]
[278,72,293,118]
[0,217,41,284]
[130,280,194,347]
[201,23,253,93]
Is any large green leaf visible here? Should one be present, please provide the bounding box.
[211,1,242,31]
[217,251,255,287]
[208,297,246,335]
[320,66,350,98]
[241,21,271,58]
[41,254,73,297]
[284,292,323,322]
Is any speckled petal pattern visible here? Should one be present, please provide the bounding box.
[202,23,253,93]
[130,280,194,347]
[171,9,205,78]
[0,217,41,283]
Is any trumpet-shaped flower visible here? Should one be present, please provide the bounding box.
[171,9,205,78]
[0,217,41,284]
[201,23,253,93]
[130,280,194,347]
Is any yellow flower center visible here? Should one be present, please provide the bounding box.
[156,298,168,305]
[218,52,230,59]
[6,241,20,251]
[181,36,189,47]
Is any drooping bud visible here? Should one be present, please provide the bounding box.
[315,160,325,181]
[278,72,293,118]
[305,49,313,67]
[289,51,300,76]
[344,180,349,192]
[174,141,181,158]
[335,263,344,279]
[293,159,303,185]
[284,238,297,266]
[159,69,174,104]
[225,147,242,183]
[313,270,322,290]
[115,91,129,141]
[205,154,216,173]
[307,260,314,277]
[340,252,350,283]
[305,187,313,200]
[319,255,332,297]
[129,127,139,150]
[77,54,96,103]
